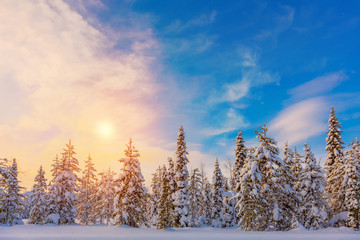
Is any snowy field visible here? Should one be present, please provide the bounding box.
[1,224,359,240]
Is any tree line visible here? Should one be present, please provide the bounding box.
[0,107,359,231]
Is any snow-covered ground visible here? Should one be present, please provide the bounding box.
[1,224,359,240]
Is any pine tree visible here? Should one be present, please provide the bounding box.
[325,107,345,215]
[2,159,23,226]
[222,190,236,228]
[0,157,9,223]
[233,130,246,191]
[96,168,116,226]
[77,154,97,225]
[343,139,360,230]
[149,166,161,226]
[237,151,265,231]
[254,124,290,230]
[276,142,299,230]
[211,158,224,227]
[293,146,303,176]
[157,165,173,229]
[188,168,202,227]
[167,157,177,226]
[297,144,328,230]
[199,163,212,226]
[29,166,49,224]
[173,126,190,227]
[114,138,147,227]
[48,139,80,224]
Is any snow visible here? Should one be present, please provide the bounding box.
[1,224,359,240]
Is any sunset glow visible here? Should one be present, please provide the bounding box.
[97,122,114,139]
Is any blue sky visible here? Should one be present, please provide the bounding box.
[94,0,360,159]
[1,0,360,187]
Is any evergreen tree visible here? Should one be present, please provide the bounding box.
[276,142,299,230]
[254,124,290,230]
[167,157,177,226]
[114,138,147,227]
[47,155,60,218]
[297,144,328,230]
[325,107,345,215]
[233,130,246,191]
[2,159,23,226]
[211,158,224,227]
[199,163,211,226]
[96,168,116,226]
[77,154,97,225]
[222,190,236,228]
[0,157,9,223]
[237,151,265,231]
[29,166,49,224]
[292,146,303,179]
[173,126,190,227]
[149,166,161,226]
[157,165,173,229]
[48,139,80,224]
[188,168,202,227]
[343,139,360,230]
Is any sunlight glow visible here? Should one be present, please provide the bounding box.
[97,122,114,139]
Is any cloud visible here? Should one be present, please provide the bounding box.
[165,11,217,34]
[288,71,348,100]
[202,108,248,136]
[211,69,279,103]
[269,97,329,145]
[166,34,216,54]
[0,0,173,188]
[255,5,294,42]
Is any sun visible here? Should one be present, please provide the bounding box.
[97,121,114,139]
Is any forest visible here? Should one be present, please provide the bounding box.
[0,107,359,231]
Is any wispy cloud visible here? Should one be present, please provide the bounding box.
[165,34,216,54]
[211,69,279,103]
[270,97,328,145]
[255,5,294,42]
[202,108,248,136]
[165,11,217,34]
[288,71,348,100]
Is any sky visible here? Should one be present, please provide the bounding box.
[1,0,360,190]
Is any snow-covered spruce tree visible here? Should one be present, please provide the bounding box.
[297,144,328,230]
[188,168,202,227]
[157,165,173,229]
[29,166,49,224]
[199,163,212,226]
[343,139,360,230]
[211,158,224,227]
[222,189,236,228]
[149,166,162,226]
[47,155,60,219]
[48,139,80,224]
[254,124,295,230]
[325,107,345,216]
[292,146,303,180]
[237,151,264,231]
[277,142,299,230]
[2,159,23,226]
[0,157,9,223]
[96,168,116,226]
[114,138,147,227]
[77,154,97,225]
[167,157,177,226]
[233,130,246,191]
[173,126,190,227]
